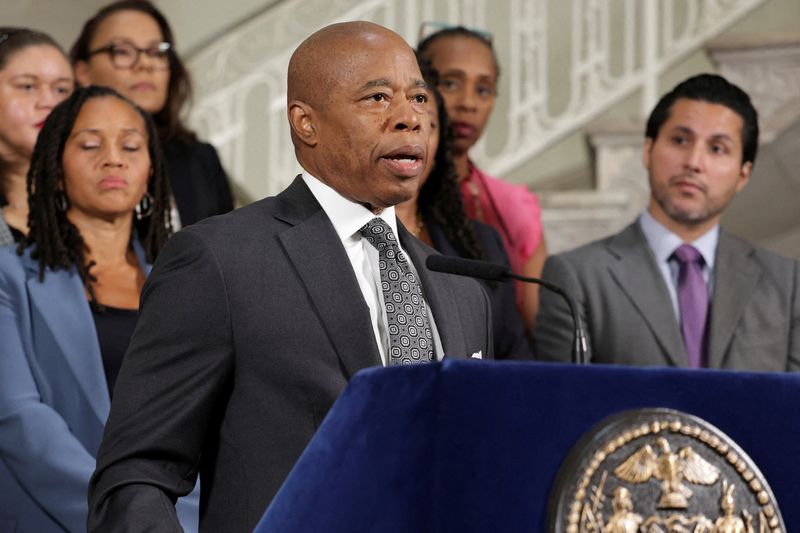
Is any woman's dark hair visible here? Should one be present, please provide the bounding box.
[416,55,483,260]
[19,85,171,301]
[0,26,64,70]
[0,27,69,203]
[417,25,500,79]
[69,0,196,143]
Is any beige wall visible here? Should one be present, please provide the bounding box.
[0,0,280,57]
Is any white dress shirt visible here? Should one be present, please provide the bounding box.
[302,173,444,365]
[638,209,719,320]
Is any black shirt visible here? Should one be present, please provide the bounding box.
[9,224,24,243]
[92,305,139,398]
[163,138,235,226]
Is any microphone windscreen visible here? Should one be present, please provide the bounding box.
[425,254,509,282]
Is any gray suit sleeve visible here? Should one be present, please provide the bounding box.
[789,260,800,372]
[532,254,590,363]
[88,230,234,532]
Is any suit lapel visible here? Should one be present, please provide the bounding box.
[276,177,381,379]
[399,224,468,359]
[606,224,687,366]
[23,257,110,424]
[706,233,760,368]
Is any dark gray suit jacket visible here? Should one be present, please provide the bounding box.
[534,222,800,371]
[88,177,492,533]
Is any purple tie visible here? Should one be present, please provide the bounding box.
[672,244,708,368]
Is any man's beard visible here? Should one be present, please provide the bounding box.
[650,173,726,227]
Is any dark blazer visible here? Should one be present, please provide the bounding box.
[88,177,492,533]
[426,217,532,359]
[0,243,198,533]
[534,222,800,371]
[163,138,234,227]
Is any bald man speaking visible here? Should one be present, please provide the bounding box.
[88,22,491,533]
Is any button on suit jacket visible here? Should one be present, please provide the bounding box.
[88,176,493,533]
[534,222,800,371]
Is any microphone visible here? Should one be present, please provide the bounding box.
[425,254,509,282]
[426,255,588,364]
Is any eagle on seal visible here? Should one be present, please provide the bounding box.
[614,437,720,509]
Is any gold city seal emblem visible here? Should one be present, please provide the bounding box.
[548,408,785,533]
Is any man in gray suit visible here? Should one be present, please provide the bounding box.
[88,22,492,533]
[534,74,799,371]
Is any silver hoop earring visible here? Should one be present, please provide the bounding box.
[55,190,69,212]
[135,192,155,220]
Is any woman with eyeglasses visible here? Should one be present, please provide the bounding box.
[71,0,234,229]
[418,26,547,335]
[0,85,198,532]
[0,27,74,245]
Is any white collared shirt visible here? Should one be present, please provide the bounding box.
[302,173,443,365]
[638,209,719,320]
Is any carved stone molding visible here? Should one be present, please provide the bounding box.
[708,34,800,142]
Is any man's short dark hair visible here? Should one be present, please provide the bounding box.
[645,73,759,165]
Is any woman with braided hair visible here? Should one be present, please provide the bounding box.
[0,26,74,245]
[0,85,198,532]
[395,57,532,358]
[418,25,547,335]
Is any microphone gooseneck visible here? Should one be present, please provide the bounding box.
[425,255,588,364]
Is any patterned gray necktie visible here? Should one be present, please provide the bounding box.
[359,217,434,365]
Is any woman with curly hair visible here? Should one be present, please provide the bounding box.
[0,26,74,245]
[0,86,197,532]
[396,58,531,358]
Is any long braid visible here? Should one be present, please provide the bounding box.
[19,86,172,294]
[134,120,172,263]
[416,56,484,260]
[20,91,87,281]
[425,131,484,260]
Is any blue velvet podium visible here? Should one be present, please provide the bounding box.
[254,360,800,532]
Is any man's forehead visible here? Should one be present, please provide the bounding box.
[288,22,420,105]
[324,31,414,68]
[358,77,428,90]
[323,24,409,57]
[666,99,744,138]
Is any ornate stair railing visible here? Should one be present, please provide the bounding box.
[187,0,767,200]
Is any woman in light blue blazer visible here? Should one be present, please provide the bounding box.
[0,86,197,532]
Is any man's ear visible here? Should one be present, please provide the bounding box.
[641,137,654,170]
[735,160,753,193]
[288,100,318,147]
[74,61,91,87]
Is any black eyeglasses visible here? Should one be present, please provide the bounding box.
[88,41,172,70]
